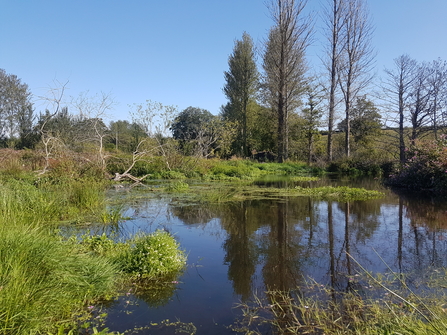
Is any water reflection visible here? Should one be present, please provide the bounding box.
[104,181,447,334]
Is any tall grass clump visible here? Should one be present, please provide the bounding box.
[0,225,117,334]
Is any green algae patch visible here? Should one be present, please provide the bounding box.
[293,186,384,201]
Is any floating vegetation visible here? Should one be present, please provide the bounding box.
[290,176,320,182]
[100,206,127,224]
[164,181,189,192]
[293,186,384,201]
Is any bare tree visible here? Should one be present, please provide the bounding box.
[129,100,178,170]
[72,91,116,171]
[408,63,433,144]
[382,54,417,163]
[337,0,375,157]
[36,81,69,174]
[322,0,347,161]
[262,0,313,162]
[426,58,447,139]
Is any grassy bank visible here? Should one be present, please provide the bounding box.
[0,174,186,334]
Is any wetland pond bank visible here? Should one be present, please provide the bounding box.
[74,176,447,334]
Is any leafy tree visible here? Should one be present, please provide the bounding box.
[301,82,324,163]
[262,0,313,162]
[171,107,217,157]
[0,69,34,147]
[222,32,259,157]
[338,95,381,147]
[108,120,143,152]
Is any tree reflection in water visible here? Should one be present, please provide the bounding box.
[104,183,447,334]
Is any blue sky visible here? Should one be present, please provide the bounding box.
[1,0,447,122]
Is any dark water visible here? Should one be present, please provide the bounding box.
[99,177,447,334]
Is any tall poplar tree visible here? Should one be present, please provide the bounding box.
[222,32,259,157]
[323,0,347,161]
[262,0,312,162]
[337,0,375,157]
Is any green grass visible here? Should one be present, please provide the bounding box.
[0,225,117,334]
[235,280,447,335]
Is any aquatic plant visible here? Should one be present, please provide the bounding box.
[119,230,187,279]
[100,206,126,224]
[294,186,384,201]
[290,176,320,182]
[165,181,190,192]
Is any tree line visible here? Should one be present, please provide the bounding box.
[1,0,447,167]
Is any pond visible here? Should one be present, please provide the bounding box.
[91,177,447,334]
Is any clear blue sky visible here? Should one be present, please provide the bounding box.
[1,0,447,122]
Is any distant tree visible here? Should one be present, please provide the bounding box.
[382,55,418,163]
[338,95,381,147]
[171,106,217,157]
[301,82,324,163]
[337,0,375,157]
[408,62,433,144]
[109,120,136,152]
[72,91,116,170]
[36,81,69,174]
[262,0,313,162]
[0,69,34,147]
[427,58,447,139]
[222,32,259,157]
[247,102,277,154]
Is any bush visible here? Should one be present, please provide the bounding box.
[387,135,447,193]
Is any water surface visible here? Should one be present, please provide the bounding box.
[99,178,447,334]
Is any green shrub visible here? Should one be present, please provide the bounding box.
[119,230,187,279]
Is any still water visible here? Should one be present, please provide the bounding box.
[99,178,447,334]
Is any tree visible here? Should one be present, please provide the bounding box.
[301,82,324,163]
[427,59,447,139]
[382,55,417,163]
[222,32,259,157]
[72,91,116,171]
[408,62,432,144]
[337,0,375,157]
[337,95,381,147]
[0,69,34,147]
[171,106,217,157]
[262,0,313,162]
[129,100,178,171]
[322,0,347,161]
